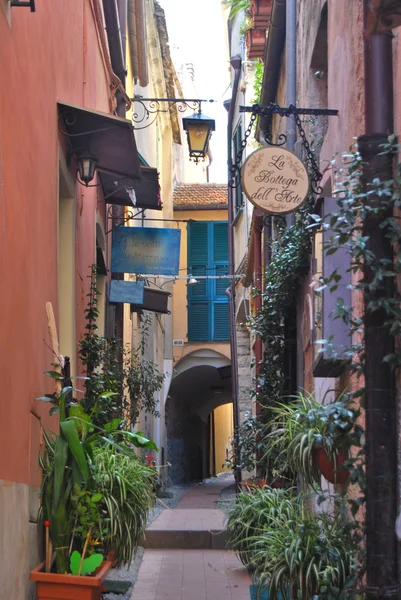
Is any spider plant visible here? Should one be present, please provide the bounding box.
[226,487,296,569]
[250,505,358,599]
[38,370,157,574]
[262,392,362,486]
[90,445,155,567]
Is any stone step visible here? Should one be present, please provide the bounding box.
[142,528,228,550]
[142,508,228,550]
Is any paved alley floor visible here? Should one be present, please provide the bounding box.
[130,477,251,600]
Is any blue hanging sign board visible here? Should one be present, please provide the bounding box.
[111,227,181,275]
[109,280,145,304]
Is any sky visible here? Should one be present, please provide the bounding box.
[158,0,230,183]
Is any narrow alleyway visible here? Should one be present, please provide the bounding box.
[130,477,251,600]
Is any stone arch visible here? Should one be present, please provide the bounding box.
[166,348,232,483]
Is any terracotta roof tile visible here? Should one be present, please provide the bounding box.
[173,183,228,209]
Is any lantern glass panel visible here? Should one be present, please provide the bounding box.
[187,124,210,153]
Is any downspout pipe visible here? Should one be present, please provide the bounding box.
[227,54,242,490]
[285,0,296,226]
[103,0,126,117]
[104,0,128,346]
[256,0,286,293]
[117,0,127,71]
[254,219,263,420]
[358,3,398,598]
[257,0,286,138]
[285,0,296,151]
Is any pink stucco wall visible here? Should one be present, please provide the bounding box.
[0,1,111,485]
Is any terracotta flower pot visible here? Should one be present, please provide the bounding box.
[239,478,267,491]
[30,559,113,600]
[312,446,349,484]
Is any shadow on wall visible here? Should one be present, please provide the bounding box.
[166,395,208,484]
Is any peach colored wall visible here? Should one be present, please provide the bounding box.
[0,1,110,486]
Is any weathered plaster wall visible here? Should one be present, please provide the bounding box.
[0,1,112,596]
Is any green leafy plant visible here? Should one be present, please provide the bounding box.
[223,0,250,19]
[252,59,264,103]
[226,487,295,568]
[225,415,294,485]
[90,445,155,567]
[79,266,166,428]
[249,206,312,418]
[38,370,157,574]
[251,502,358,599]
[70,551,103,577]
[263,392,363,486]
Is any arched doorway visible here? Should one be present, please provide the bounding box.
[166,349,232,483]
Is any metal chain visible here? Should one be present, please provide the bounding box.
[231,103,325,194]
[292,108,323,194]
[228,112,257,189]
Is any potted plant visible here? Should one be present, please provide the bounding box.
[264,392,363,486]
[30,371,157,599]
[250,500,358,599]
[226,416,295,490]
[226,487,294,570]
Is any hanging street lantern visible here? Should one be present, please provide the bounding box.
[182,112,216,163]
[76,153,98,187]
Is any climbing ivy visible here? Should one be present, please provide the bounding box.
[249,201,313,417]
[79,265,165,428]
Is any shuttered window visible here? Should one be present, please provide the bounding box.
[188,222,229,341]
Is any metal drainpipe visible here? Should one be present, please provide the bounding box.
[285,0,297,227]
[254,220,263,420]
[358,3,398,597]
[116,0,128,118]
[227,54,242,490]
[104,0,127,343]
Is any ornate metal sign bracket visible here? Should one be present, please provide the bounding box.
[229,103,339,195]
[131,97,215,130]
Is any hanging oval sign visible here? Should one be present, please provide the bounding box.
[241,147,309,215]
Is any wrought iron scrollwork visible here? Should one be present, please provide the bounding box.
[263,130,287,147]
[131,98,215,130]
[231,102,338,193]
[228,113,257,189]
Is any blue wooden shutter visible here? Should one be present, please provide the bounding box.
[212,223,229,341]
[213,302,230,341]
[188,222,210,340]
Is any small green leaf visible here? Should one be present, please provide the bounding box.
[44,370,64,380]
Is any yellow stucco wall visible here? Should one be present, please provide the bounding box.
[172,208,230,362]
[212,403,233,474]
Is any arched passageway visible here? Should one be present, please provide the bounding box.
[166,350,232,483]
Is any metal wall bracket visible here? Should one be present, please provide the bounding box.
[10,0,35,11]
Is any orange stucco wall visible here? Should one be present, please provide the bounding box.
[0,1,111,486]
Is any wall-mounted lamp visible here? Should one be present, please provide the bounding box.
[182,113,215,164]
[76,152,98,187]
[187,275,199,286]
[131,97,216,164]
